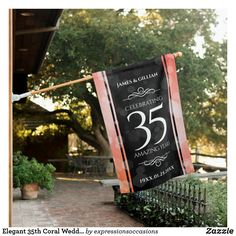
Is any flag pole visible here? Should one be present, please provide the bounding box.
[173,51,183,58]
[12,52,182,102]
[31,76,93,95]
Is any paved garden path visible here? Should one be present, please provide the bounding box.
[13,177,143,227]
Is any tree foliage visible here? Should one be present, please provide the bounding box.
[24,9,226,155]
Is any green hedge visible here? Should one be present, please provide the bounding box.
[115,178,227,227]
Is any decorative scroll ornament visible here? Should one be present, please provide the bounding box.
[123,87,160,101]
[139,152,170,167]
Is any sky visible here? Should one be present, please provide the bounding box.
[192,9,226,56]
[213,9,227,41]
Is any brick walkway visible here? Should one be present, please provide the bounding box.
[13,176,143,227]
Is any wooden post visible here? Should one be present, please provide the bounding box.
[31,52,183,95]
[13,52,183,101]
[31,75,93,95]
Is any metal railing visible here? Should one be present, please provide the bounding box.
[115,172,227,226]
[138,180,206,225]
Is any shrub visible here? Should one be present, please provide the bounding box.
[115,177,227,227]
[203,180,227,226]
[13,151,56,191]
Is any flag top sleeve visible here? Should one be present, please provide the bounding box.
[93,54,194,193]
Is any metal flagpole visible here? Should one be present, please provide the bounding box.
[12,52,183,102]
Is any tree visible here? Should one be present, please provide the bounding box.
[21,9,226,155]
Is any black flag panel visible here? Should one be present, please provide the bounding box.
[93,54,194,193]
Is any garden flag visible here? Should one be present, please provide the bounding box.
[93,54,194,193]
